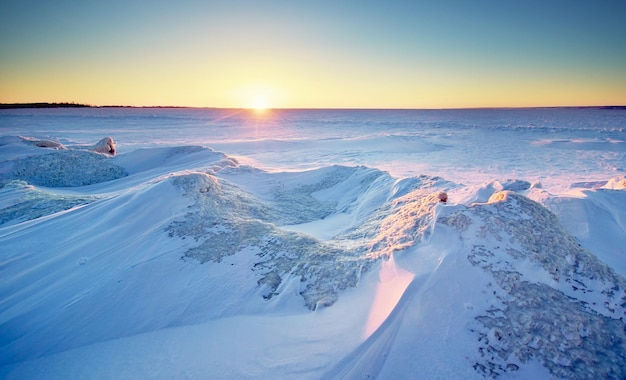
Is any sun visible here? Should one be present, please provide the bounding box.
[233,84,282,111]
[250,98,268,111]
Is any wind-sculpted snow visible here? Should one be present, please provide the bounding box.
[166,167,445,310]
[8,150,127,187]
[439,191,626,379]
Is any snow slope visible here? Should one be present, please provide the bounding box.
[1,108,625,379]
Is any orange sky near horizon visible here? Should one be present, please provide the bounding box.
[1,1,625,109]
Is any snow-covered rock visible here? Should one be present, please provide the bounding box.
[91,137,116,155]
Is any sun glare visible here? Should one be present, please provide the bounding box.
[234,84,282,111]
[251,98,268,111]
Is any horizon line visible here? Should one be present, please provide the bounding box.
[1,102,625,111]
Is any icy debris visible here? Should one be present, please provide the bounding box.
[8,150,127,187]
[440,190,626,379]
[0,180,96,225]
[167,168,444,310]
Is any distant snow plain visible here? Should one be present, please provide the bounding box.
[1,107,625,379]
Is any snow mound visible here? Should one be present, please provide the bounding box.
[440,191,626,379]
[8,150,127,187]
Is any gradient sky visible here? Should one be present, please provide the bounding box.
[1,0,625,108]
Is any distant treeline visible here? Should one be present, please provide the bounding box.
[1,103,624,110]
[0,102,93,109]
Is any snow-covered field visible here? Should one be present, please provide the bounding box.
[1,107,625,379]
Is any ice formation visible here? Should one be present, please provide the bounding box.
[166,167,446,310]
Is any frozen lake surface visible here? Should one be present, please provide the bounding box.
[1,107,625,379]
[2,107,625,191]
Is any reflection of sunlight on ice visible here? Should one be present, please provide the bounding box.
[364,254,414,338]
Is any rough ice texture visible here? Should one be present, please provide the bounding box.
[9,150,127,187]
[166,167,443,310]
[0,180,96,226]
[440,191,626,379]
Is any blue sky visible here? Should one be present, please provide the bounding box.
[1,0,625,107]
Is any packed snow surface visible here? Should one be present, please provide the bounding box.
[0,107,625,379]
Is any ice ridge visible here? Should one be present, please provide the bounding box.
[440,191,626,379]
[166,167,446,310]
